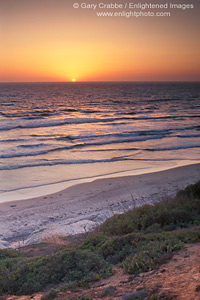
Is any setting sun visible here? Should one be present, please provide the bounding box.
[71,79,76,82]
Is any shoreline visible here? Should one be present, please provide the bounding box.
[1,160,199,203]
[0,163,200,248]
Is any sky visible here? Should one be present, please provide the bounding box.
[0,0,200,82]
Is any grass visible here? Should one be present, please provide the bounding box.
[0,180,199,295]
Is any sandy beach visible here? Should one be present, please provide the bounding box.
[0,163,199,249]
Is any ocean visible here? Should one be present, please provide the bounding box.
[0,82,200,202]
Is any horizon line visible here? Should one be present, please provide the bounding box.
[0,80,200,84]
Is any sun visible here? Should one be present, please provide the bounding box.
[71,78,77,82]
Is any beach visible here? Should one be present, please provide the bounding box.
[0,163,199,249]
[1,82,200,203]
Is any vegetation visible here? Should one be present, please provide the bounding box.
[0,249,112,295]
[100,180,200,235]
[0,249,23,260]
[75,296,93,300]
[0,180,199,295]
[41,289,58,300]
[101,285,116,297]
[149,292,177,300]
[122,290,148,300]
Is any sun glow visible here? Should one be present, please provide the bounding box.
[0,0,199,82]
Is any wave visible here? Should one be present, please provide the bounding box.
[13,126,198,143]
[0,108,102,119]
[17,143,45,149]
[0,103,14,107]
[57,130,169,141]
[0,143,85,158]
[0,157,127,170]
[0,138,26,143]
[176,134,200,138]
[0,117,115,131]
[81,109,101,114]
[1,111,58,119]
[147,98,181,103]
[76,125,200,140]
[1,139,200,160]
[0,115,199,131]
[77,144,200,153]
[0,156,186,171]
[0,136,164,159]
[144,145,200,151]
[61,108,78,112]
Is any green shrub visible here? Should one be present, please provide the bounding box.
[0,249,23,260]
[0,249,112,295]
[195,284,200,292]
[176,180,200,199]
[78,233,109,251]
[101,285,116,297]
[123,231,199,274]
[75,296,93,300]
[41,289,58,300]
[98,233,142,264]
[100,182,200,236]
[122,290,148,300]
[145,223,162,233]
[194,219,200,225]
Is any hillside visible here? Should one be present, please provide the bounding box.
[0,180,200,300]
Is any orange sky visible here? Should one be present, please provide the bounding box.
[0,0,200,82]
